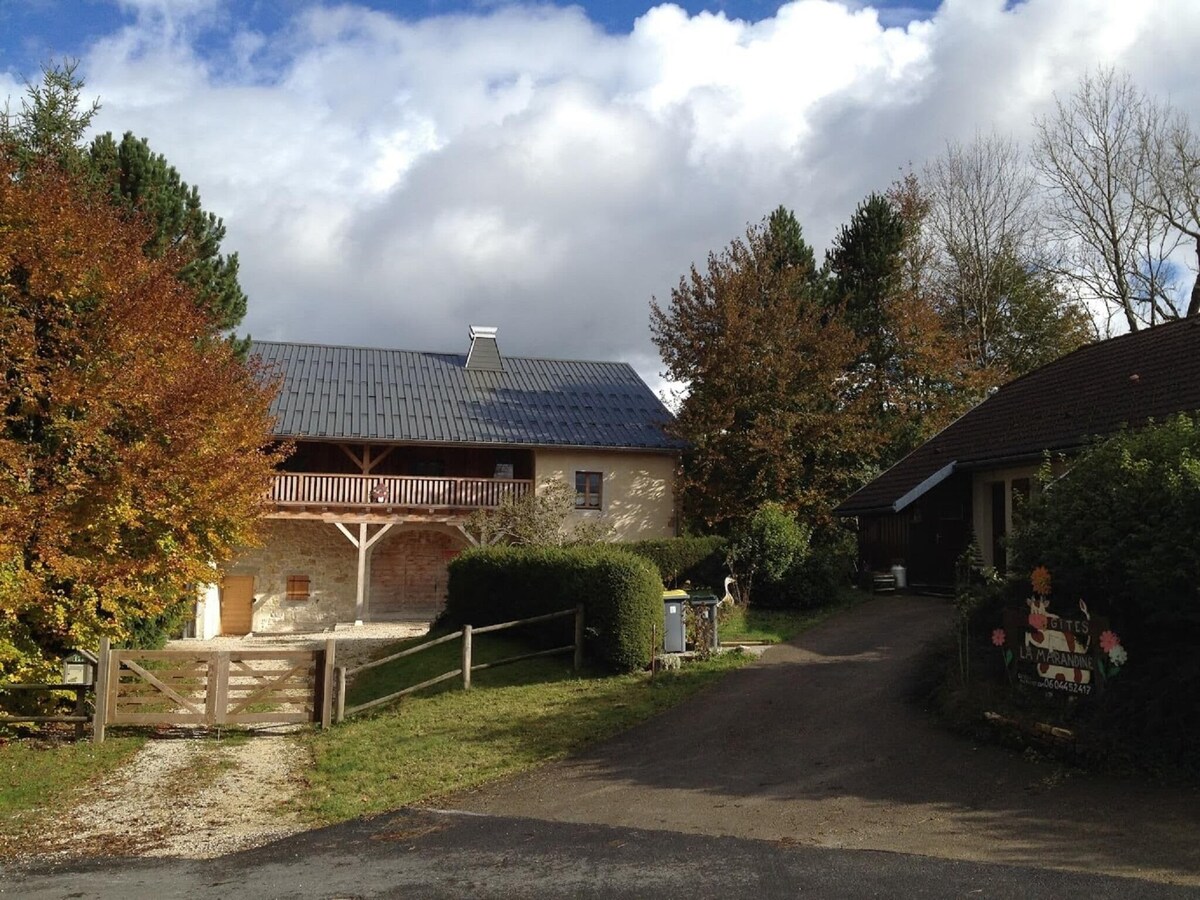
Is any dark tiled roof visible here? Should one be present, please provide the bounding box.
[250,340,682,452]
[835,318,1200,515]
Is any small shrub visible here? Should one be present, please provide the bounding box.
[624,536,727,589]
[444,546,661,672]
[728,503,810,606]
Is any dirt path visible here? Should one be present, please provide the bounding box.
[451,596,1200,886]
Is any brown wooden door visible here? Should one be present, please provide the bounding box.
[220,576,255,635]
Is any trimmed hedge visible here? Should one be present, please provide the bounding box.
[624,536,728,590]
[443,545,662,672]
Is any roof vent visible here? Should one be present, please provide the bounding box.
[465,325,503,372]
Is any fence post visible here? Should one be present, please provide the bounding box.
[73,685,87,741]
[574,604,585,672]
[462,625,472,690]
[320,639,336,729]
[92,637,110,744]
[336,666,347,724]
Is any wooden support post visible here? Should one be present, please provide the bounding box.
[320,639,336,729]
[355,522,367,625]
[574,604,585,672]
[336,666,347,724]
[92,637,110,744]
[462,625,472,690]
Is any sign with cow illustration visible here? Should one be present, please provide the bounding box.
[994,567,1128,697]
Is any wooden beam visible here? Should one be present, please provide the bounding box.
[338,443,365,471]
[271,510,472,525]
[363,445,395,474]
[364,522,395,551]
[354,522,367,624]
[456,524,480,547]
[334,522,360,548]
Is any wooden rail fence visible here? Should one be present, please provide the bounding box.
[0,684,91,739]
[336,605,584,722]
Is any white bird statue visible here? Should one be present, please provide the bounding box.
[722,576,738,606]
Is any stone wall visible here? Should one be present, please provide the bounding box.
[225,520,358,632]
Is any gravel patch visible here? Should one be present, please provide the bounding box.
[24,623,432,862]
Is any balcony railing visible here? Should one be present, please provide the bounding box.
[270,473,533,511]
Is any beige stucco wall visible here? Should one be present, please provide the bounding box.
[533,449,678,541]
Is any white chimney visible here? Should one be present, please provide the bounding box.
[466,325,503,372]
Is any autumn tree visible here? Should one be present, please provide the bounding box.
[1,61,247,337]
[651,209,876,531]
[0,154,283,679]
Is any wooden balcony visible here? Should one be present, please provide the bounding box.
[269,473,532,517]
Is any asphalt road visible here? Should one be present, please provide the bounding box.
[5,808,1199,899]
[6,595,1199,898]
[452,596,1200,886]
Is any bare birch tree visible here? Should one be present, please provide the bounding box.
[1140,102,1200,319]
[925,132,1091,374]
[1033,68,1183,331]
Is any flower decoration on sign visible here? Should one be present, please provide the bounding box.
[992,628,1013,666]
[1030,565,1052,597]
[1097,629,1128,678]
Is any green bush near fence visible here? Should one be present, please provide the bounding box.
[444,546,661,672]
[624,536,728,590]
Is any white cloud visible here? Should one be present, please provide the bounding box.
[39,0,1200,381]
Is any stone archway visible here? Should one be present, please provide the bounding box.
[368,526,470,621]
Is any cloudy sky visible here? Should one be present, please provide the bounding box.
[3,0,1200,389]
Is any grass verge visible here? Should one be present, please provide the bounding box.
[0,734,144,851]
[719,587,868,644]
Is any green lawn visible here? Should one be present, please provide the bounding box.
[719,588,868,643]
[0,736,144,850]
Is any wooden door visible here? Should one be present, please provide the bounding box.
[220,575,255,635]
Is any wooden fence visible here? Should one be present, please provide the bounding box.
[336,605,584,722]
[0,684,91,739]
[91,638,336,742]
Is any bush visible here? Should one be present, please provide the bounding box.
[1011,415,1200,635]
[443,546,661,672]
[771,527,857,609]
[624,536,727,589]
[727,503,810,606]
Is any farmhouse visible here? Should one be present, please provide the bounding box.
[193,327,683,638]
[835,317,1200,593]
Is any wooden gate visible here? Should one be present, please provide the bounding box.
[92,638,335,742]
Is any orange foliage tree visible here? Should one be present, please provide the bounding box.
[0,154,284,679]
[651,209,879,531]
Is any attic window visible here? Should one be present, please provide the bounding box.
[286,575,311,601]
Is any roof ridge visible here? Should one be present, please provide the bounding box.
[250,338,641,370]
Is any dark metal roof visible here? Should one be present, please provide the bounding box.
[250,340,683,451]
[835,318,1200,516]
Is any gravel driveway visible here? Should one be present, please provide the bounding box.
[449,596,1200,886]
